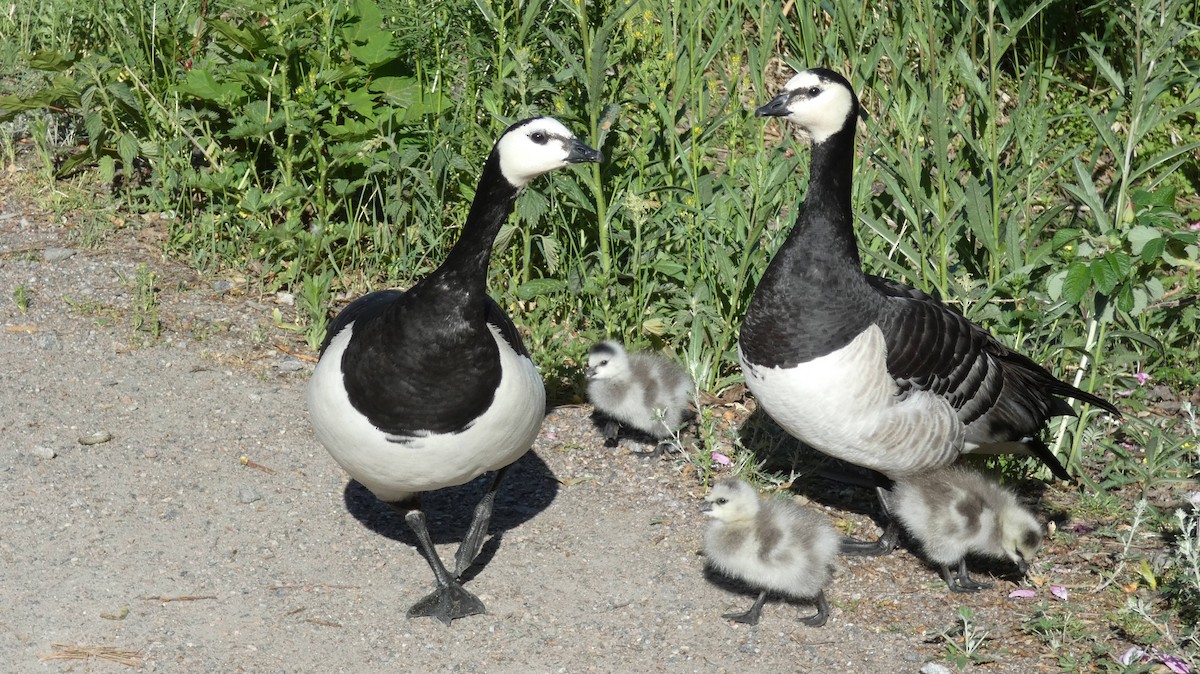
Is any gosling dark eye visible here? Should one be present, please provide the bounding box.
[530,131,548,144]
[716,497,728,505]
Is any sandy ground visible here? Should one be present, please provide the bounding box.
[1,189,1143,673]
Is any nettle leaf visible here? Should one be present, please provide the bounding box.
[180,68,244,104]
[207,18,269,55]
[1062,261,1092,304]
[516,278,566,300]
[349,30,399,69]
[29,50,78,72]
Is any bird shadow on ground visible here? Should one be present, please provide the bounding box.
[701,565,825,621]
[341,449,560,579]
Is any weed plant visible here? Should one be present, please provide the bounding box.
[0,0,1196,443]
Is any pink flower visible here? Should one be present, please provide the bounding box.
[1008,588,1037,599]
[712,452,732,466]
[1120,647,1145,666]
[1050,585,1069,601]
[1135,371,1151,385]
[1189,220,1200,231]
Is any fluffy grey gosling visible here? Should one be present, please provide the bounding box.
[586,340,693,455]
[703,479,838,626]
[889,465,1043,592]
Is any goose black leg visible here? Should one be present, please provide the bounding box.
[723,590,768,625]
[800,590,830,627]
[453,466,511,578]
[941,560,992,593]
[838,485,901,556]
[401,507,485,625]
[600,419,620,448]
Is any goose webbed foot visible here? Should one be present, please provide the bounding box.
[838,520,900,557]
[800,590,830,627]
[722,590,767,625]
[407,579,486,625]
[941,560,993,593]
[403,508,485,624]
[453,467,509,577]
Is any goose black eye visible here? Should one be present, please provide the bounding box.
[530,131,548,144]
[807,86,821,97]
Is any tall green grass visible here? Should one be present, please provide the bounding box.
[1,0,1197,412]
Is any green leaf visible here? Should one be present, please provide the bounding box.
[1062,261,1091,304]
[516,278,566,300]
[28,50,78,72]
[179,68,244,103]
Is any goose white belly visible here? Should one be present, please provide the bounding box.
[307,324,545,502]
[739,325,964,477]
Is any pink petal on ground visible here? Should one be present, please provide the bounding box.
[1008,588,1037,599]
[1159,653,1191,674]
[1050,585,1069,601]
[711,452,732,466]
[1120,647,1145,666]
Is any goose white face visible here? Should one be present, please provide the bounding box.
[757,70,856,143]
[585,341,628,380]
[497,117,601,187]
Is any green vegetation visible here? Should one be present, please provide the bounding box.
[1,0,1198,667]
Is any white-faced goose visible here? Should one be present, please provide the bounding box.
[739,68,1119,554]
[307,117,601,624]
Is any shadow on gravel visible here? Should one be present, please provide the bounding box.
[342,449,560,576]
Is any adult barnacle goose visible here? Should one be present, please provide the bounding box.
[307,117,602,624]
[702,478,838,626]
[739,68,1119,554]
[890,466,1043,592]
[585,340,694,455]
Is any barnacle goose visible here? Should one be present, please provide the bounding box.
[740,68,1120,554]
[307,117,601,624]
[890,465,1043,592]
[703,478,839,626]
[585,340,694,455]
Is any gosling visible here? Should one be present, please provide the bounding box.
[586,340,693,455]
[703,478,838,626]
[889,465,1043,592]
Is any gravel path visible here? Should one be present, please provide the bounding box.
[1,189,1130,672]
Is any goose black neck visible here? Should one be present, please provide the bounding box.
[792,122,859,265]
[435,150,520,288]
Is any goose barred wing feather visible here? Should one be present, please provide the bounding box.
[870,277,1119,479]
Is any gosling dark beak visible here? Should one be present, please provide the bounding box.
[566,138,603,164]
[755,93,791,117]
[1016,560,1029,576]
[700,502,713,514]
[585,366,597,379]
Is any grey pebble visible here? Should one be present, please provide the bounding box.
[920,664,952,674]
[35,332,62,351]
[43,247,78,262]
[275,359,304,372]
[30,446,57,459]
[237,486,262,504]
[212,280,235,293]
[79,431,114,445]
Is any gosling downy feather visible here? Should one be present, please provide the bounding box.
[703,478,838,626]
[586,340,693,454]
[889,465,1043,592]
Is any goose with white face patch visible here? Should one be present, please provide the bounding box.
[307,117,601,625]
[702,478,838,626]
[889,465,1043,592]
[739,68,1120,555]
[585,340,694,456]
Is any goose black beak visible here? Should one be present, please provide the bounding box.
[566,139,603,164]
[755,93,791,117]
